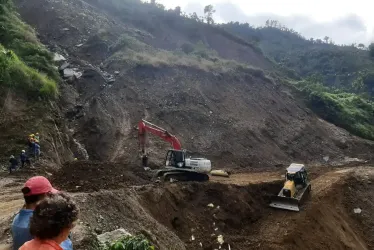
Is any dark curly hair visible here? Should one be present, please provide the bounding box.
[29,193,79,240]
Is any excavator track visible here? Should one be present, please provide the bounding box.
[155,169,209,182]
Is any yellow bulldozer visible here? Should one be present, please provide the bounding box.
[269,163,311,212]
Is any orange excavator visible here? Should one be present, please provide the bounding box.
[138,119,211,182]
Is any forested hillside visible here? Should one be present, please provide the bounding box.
[221,22,374,93]
[220,21,374,140]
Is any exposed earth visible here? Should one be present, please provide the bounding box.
[0,0,374,250]
[1,164,374,250]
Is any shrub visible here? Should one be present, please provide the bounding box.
[106,235,155,250]
[293,79,374,140]
[0,1,59,81]
[0,45,58,98]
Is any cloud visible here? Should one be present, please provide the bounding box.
[183,1,372,45]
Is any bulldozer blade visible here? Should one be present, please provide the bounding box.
[269,196,300,212]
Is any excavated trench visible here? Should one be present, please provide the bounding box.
[1,166,374,250]
[66,166,374,250]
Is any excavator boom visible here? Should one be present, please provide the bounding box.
[138,119,182,152]
[137,119,210,182]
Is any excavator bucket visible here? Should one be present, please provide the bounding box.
[269,196,300,212]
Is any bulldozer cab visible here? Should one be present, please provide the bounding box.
[286,164,308,187]
[165,150,185,168]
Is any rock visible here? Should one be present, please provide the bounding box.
[114,71,120,75]
[63,69,76,78]
[62,28,70,31]
[53,53,66,62]
[191,235,195,241]
[107,79,115,84]
[323,156,329,162]
[74,71,83,79]
[76,43,84,47]
[217,235,224,245]
[97,228,131,245]
[207,203,214,208]
[59,62,70,71]
[94,227,103,234]
[353,208,362,214]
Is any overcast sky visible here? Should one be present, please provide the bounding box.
[155,0,374,45]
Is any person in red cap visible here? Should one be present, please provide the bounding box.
[20,193,78,250]
[11,176,73,250]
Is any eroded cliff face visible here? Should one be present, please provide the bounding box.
[13,0,373,169]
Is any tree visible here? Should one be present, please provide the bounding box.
[323,36,329,43]
[358,43,365,49]
[369,43,374,58]
[175,6,181,16]
[151,0,155,5]
[204,5,215,24]
[189,12,199,22]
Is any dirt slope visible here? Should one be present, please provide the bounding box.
[1,166,373,250]
[13,0,374,170]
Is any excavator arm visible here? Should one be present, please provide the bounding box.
[138,119,182,153]
[137,119,210,182]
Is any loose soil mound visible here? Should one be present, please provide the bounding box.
[135,168,373,250]
[343,169,374,249]
[137,181,282,250]
[51,161,152,192]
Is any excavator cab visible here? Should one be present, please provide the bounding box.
[165,150,186,168]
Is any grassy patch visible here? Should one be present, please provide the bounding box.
[294,80,374,140]
[0,1,59,80]
[0,45,58,98]
[0,1,59,98]
[106,34,265,75]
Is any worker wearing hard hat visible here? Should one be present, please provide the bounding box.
[34,133,40,143]
[20,150,31,168]
[34,142,40,160]
[9,155,18,173]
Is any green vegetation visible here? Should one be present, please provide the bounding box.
[0,0,59,98]
[0,45,57,97]
[221,22,374,91]
[293,78,374,140]
[218,20,374,140]
[104,235,154,250]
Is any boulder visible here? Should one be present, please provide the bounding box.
[53,53,66,62]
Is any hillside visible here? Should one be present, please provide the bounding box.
[10,0,374,169]
[221,22,374,140]
[0,0,78,166]
[221,22,374,90]
[1,1,374,250]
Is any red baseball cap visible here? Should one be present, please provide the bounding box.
[22,176,59,196]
